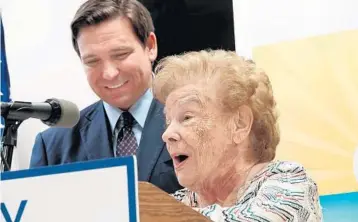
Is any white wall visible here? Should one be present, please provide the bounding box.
[233,0,358,51]
[1,0,98,169]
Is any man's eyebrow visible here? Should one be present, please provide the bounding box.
[109,46,133,53]
[81,54,97,61]
[81,47,133,61]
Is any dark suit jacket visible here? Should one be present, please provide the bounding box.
[30,99,182,194]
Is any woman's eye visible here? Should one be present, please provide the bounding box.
[165,119,171,127]
[183,115,193,121]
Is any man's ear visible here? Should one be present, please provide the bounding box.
[232,105,253,144]
[146,32,158,62]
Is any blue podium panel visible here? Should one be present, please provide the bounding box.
[1,156,139,222]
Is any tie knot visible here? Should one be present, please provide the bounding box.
[121,111,135,128]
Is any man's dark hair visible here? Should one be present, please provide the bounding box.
[71,0,154,56]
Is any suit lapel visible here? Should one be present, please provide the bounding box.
[136,99,166,181]
[80,101,113,160]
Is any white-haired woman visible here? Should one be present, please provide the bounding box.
[153,50,322,222]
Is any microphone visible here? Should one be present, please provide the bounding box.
[1,98,80,128]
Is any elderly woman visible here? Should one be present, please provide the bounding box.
[153,50,322,222]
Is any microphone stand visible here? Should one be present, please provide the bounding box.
[1,106,23,172]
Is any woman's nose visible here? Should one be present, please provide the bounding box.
[162,123,180,143]
[103,61,119,80]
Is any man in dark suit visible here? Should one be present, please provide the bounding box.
[29,0,182,194]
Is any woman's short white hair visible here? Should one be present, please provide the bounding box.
[154,49,280,161]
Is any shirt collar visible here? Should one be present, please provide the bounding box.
[103,88,154,132]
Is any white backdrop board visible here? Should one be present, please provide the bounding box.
[0,156,139,222]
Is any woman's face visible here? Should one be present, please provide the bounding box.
[162,85,239,191]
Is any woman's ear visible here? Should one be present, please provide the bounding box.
[232,105,253,144]
[146,32,158,62]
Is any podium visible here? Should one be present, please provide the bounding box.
[139,182,210,222]
[0,156,210,222]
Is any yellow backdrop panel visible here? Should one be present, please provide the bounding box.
[252,30,358,195]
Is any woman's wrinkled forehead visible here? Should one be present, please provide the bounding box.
[164,85,210,116]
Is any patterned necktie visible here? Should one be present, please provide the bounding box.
[115,111,138,157]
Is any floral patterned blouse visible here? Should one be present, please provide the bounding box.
[171,161,323,222]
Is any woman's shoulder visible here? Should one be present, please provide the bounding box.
[254,160,318,193]
[250,160,318,193]
[264,160,310,177]
[234,161,322,221]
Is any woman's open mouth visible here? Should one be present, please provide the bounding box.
[172,154,189,170]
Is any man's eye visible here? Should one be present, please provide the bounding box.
[84,59,99,66]
[113,53,128,59]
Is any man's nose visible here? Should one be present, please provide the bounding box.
[102,61,119,80]
[162,123,180,144]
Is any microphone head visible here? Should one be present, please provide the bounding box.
[45,99,80,128]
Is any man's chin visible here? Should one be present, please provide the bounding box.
[105,97,135,110]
